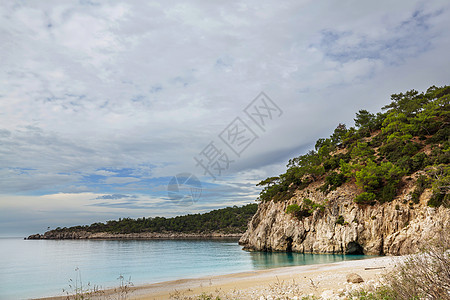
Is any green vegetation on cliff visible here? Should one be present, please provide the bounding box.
[51,204,257,234]
[258,85,450,208]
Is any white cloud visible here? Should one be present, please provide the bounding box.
[1,0,450,234]
[94,170,118,176]
[102,176,140,185]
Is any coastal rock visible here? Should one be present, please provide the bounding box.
[239,179,450,255]
[346,273,364,283]
[27,231,242,240]
[27,234,42,239]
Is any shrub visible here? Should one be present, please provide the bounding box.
[353,160,405,203]
[379,139,421,164]
[303,198,326,212]
[379,182,397,203]
[305,198,327,213]
[335,215,345,225]
[285,204,310,219]
[286,199,327,220]
[427,192,449,208]
[411,152,429,171]
[379,139,404,162]
[285,204,300,214]
[320,171,347,192]
[411,174,430,204]
[426,164,450,207]
[403,141,421,157]
[354,192,376,205]
[323,152,350,172]
[302,198,313,207]
[428,145,450,165]
[426,126,450,144]
[312,202,326,213]
[397,151,429,174]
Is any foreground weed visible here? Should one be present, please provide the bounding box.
[63,268,133,300]
[63,267,104,300]
[113,275,133,300]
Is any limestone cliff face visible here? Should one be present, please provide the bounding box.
[239,179,449,255]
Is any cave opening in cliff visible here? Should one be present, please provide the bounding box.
[286,237,293,252]
[346,242,364,255]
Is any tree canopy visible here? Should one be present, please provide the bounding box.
[50,204,258,234]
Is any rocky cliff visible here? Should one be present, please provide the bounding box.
[239,85,450,256]
[239,176,449,255]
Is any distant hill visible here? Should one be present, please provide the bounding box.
[28,204,258,239]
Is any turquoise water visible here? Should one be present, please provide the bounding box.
[0,238,369,300]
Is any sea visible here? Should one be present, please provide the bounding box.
[0,237,370,300]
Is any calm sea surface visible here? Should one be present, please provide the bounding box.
[0,238,370,299]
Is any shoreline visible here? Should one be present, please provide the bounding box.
[36,256,399,300]
[26,232,243,240]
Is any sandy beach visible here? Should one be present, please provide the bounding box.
[124,256,397,299]
[37,256,399,300]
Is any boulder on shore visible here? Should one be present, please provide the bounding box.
[346,273,364,283]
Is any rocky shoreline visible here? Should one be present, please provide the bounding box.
[27,231,242,240]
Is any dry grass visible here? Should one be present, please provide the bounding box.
[384,231,450,299]
[167,276,322,300]
[63,270,133,300]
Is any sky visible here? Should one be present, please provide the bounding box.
[1,0,450,236]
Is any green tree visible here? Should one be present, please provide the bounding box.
[383,89,429,117]
[354,109,376,133]
[331,123,348,146]
[351,142,375,162]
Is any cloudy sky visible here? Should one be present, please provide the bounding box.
[1,0,449,236]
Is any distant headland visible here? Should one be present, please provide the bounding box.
[27,203,257,240]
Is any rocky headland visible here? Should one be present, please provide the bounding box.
[240,86,450,256]
[27,231,241,240]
